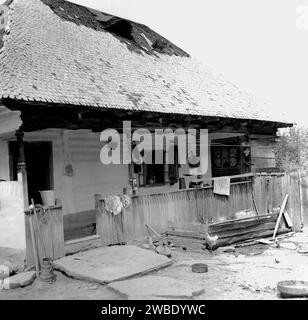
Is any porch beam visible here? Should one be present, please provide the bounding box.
[15,130,29,208]
[3,99,287,135]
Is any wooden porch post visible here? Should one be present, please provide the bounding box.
[15,130,29,208]
[15,130,33,266]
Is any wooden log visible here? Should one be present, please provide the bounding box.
[213,222,277,239]
[216,227,290,247]
[209,214,278,233]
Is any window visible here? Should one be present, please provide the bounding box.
[212,145,240,177]
[211,136,251,177]
[133,147,179,187]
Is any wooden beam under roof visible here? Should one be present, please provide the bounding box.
[2,98,291,135]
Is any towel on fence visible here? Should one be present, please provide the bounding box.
[213,177,230,196]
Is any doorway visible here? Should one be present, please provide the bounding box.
[9,141,53,205]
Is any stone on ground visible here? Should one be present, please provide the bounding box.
[53,245,172,284]
[3,271,36,289]
[109,275,204,299]
[279,242,298,250]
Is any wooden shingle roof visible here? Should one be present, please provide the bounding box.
[0,0,290,124]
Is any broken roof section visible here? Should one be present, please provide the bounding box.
[0,0,290,124]
[41,0,188,57]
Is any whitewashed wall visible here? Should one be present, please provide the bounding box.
[0,141,10,181]
[69,130,129,213]
[0,181,25,250]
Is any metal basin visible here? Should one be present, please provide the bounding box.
[277,280,308,298]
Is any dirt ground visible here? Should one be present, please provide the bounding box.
[1,229,308,300]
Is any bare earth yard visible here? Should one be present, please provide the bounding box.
[1,229,308,300]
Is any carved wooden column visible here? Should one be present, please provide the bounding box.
[15,130,29,208]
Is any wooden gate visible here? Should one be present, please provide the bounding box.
[95,194,125,246]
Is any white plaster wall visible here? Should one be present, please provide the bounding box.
[0,140,10,181]
[0,182,25,249]
[69,130,129,213]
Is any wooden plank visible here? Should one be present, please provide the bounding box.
[273,194,289,239]
[283,210,293,228]
[167,221,277,240]
[26,205,65,264]
[166,230,206,239]
[35,209,53,260]
[49,206,65,259]
[213,222,277,239]
[65,235,101,255]
[96,196,125,246]
[217,227,290,247]
[209,214,277,233]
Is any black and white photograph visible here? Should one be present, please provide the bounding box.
[1,0,308,308]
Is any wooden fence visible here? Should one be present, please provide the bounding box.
[96,172,303,245]
[22,171,304,264]
[25,205,65,266]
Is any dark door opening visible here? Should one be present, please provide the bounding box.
[9,141,53,205]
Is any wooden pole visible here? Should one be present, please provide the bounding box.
[298,170,304,228]
[15,130,34,265]
[272,194,289,239]
[15,130,29,208]
[28,212,40,277]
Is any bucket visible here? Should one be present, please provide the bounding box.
[40,257,56,283]
[40,190,55,207]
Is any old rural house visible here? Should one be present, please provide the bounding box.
[0,0,300,266]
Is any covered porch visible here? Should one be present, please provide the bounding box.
[0,101,298,266]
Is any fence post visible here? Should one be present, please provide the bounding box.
[298,170,304,227]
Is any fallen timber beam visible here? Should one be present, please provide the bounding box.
[165,213,291,250]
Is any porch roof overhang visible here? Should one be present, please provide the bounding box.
[2,98,293,136]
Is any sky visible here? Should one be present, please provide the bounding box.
[2,0,308,126]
